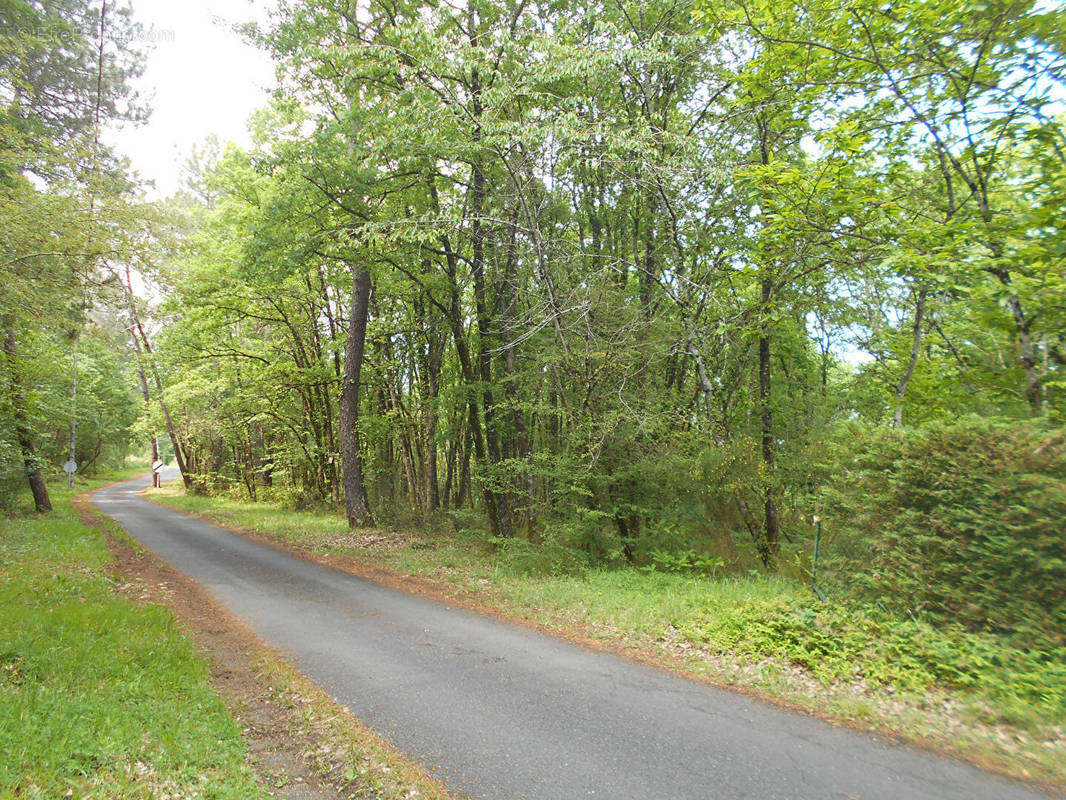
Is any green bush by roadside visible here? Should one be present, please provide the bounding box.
[674,594,1066,730]
[820,417,1066,648]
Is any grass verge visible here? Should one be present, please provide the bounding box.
[0,471,267,800]
[148,485,1066,790]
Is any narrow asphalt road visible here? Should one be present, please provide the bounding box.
[92,474,1051,800]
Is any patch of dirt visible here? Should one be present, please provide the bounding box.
[72,495,394,800]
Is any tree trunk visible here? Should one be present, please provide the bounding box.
[124,266,191,489]
[458,426,472,509]
[67,331,77,489]
[19,433,51,512]
[759,278,779,564]
[688,339,727,447]
[755,120,779,565]
[3,327,52,511]
[893,285,928,428]
[442,422,458,511]
[422,403,440,513]
[339,263,374,527]
[137,322,191,490]
[1005,293,1042,416]
[469,111,513,537]
[373,383,395,509]
[417,305,444,514]
[500,209,535,530]
[131,328,160,487]
[253,422,272,487]
[381,332,423,513]
[440,235,503,535]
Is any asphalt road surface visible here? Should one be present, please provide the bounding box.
[92,472,1052,800]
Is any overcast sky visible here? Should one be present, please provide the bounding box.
[109,0,277,198]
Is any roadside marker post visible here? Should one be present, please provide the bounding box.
[63,459,77,489]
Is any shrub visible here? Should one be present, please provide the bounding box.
[674,595,1066,728]
[820,417,1066,647]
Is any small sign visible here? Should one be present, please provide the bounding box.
[151,459,165,473]
[63,459,78,474]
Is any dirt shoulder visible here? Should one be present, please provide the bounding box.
[73,493,458,800]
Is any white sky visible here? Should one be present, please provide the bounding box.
[108,0,277,198]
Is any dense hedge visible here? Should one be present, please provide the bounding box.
[821,418,1066,648]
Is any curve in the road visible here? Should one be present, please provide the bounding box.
[92,474,1052,800]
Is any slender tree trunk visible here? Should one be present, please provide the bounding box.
[124,266,191,489]
[639,192,658,321]
[4,326,52,511]
[1005,294,1041,416]
[688,339,727,447]
[754,120,780,565]
[381,332,424,512]
[442,425,458,511]
[440,237,503,535]
[469,130,513,536]
[458,427,472,509]
[339,263,374,527]
[305,272,340,504]
[427,161,503,531]
[893,285,929,428]
[139,333,190,488]
[399,430,421,510]
[67,331,77,489]
[131,333,160,487]
[500,210,535,529]
[374,383,395,509]
[420,331,443,514]
[423,407,440,513]
[759,278,779,564]
[253,422,272,487]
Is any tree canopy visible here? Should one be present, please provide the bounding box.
[5,0,1064,611]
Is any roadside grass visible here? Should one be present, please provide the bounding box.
[0,471,268,800]
[150,484,1066,787]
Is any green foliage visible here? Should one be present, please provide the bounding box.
[675,596,1066,729]
[159,0,1064,575]
[0,482,266,798]
[644,549,727,577]
[821,418,1066,647]
[490,534,594,578]
[0,0,145,180]
[1,0,151,511]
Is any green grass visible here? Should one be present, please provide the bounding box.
[150,486,1066,787]
[0,473,268,800]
